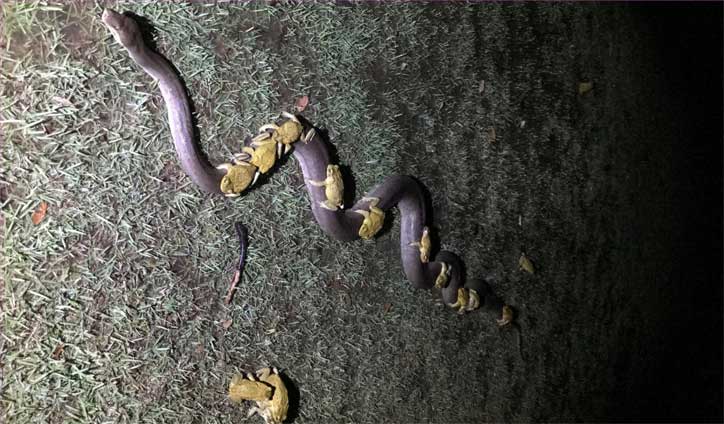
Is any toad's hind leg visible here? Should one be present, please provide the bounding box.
[256,367,272,380]
[247,406,261,418]
[319,200,339,211]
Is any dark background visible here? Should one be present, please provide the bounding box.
[620,3,722,422]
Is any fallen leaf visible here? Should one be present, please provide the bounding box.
[51,344,64,360]
[31,201,48,225]
[486,126,496,144]
[295,95,309,112]
[497,305,514,327]
[478,79,485,94]
[222,319,233,329]
[383,303,392,313]
[519,253,535,274]
[51,96,73,107]
[578,82,593,95]
[212,33,228,58]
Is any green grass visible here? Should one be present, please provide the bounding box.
[1,2,673,423]
[1,2,497,422]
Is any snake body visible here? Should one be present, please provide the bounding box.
[101,9,507,318]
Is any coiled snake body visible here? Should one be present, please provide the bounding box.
[101,9,509,321]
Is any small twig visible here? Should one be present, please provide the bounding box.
[224,269,241,305]
[224,222,248,304]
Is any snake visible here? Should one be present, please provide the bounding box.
[101,9,509,321]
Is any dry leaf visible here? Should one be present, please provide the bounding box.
[222,319,233,329]
[212,33,228,58]
[51,96,73,107]
[31,201,48,225]
[519,253,535,274]
[295,95,309,112]
[478,79,485,94]
[578,82,593,95]
[383,303,392,313]
[486,126,496,144]
[497,305,514,327]
[51,344,64,360]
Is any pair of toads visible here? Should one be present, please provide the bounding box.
[229,367,288,424]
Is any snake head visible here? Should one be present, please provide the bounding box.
[101,9,142,48]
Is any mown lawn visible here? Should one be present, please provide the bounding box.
[3,2,719,423]
[2,3,510,422]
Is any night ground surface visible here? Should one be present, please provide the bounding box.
[2,2,722,423]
